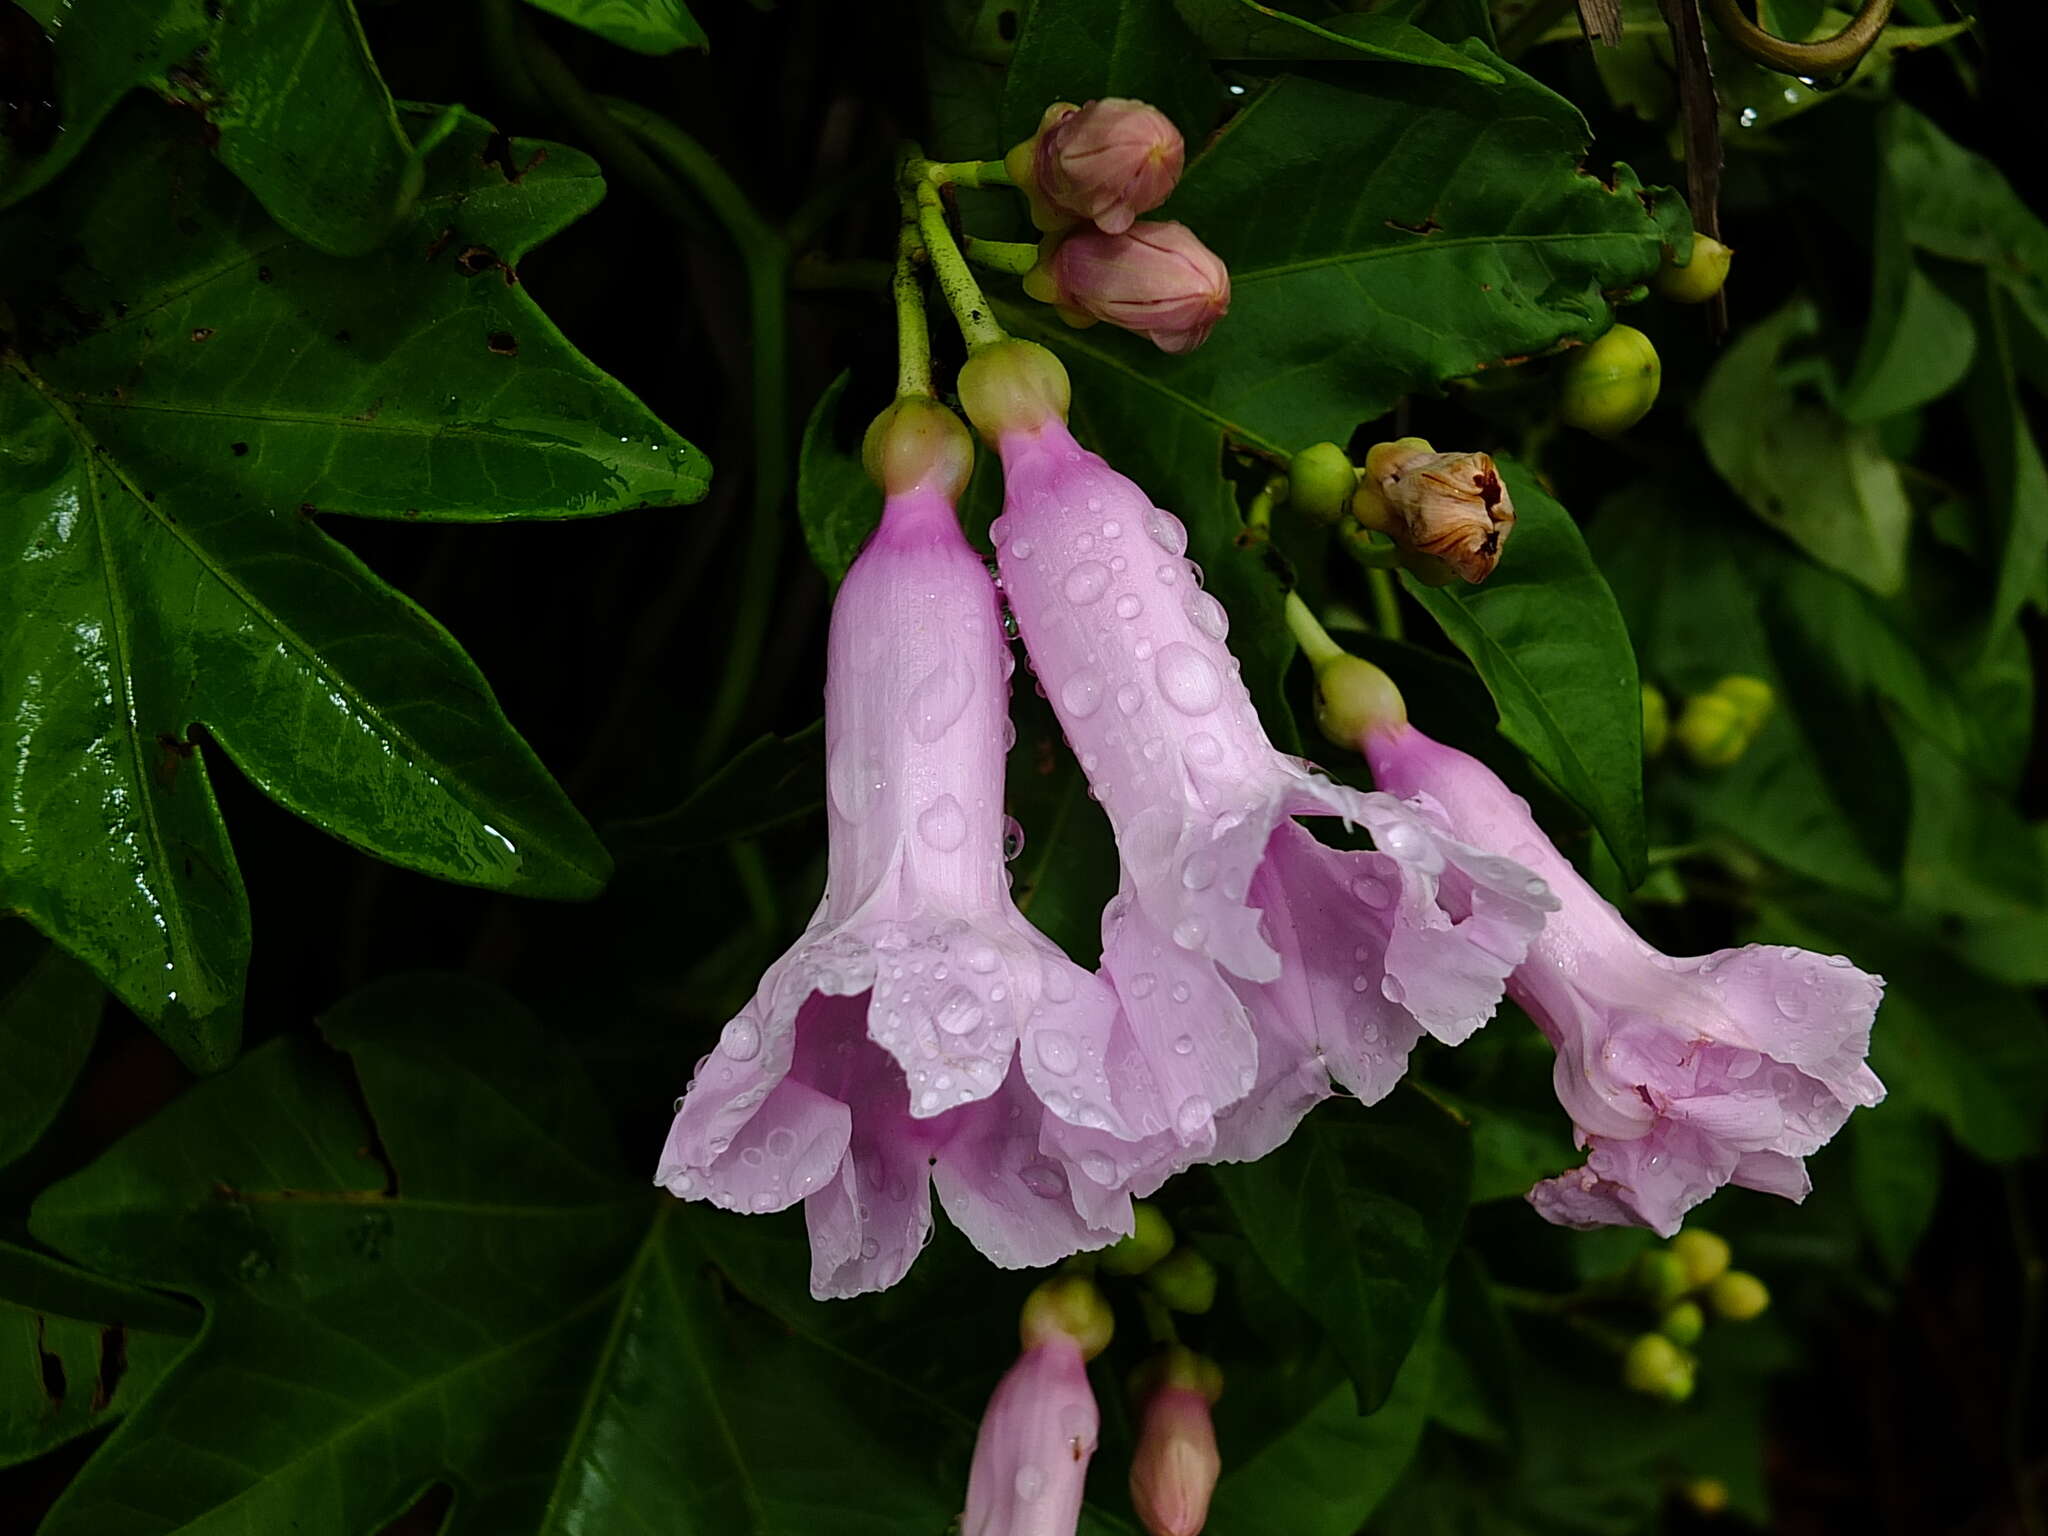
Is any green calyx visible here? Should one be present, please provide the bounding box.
[956,338,1072,443]
[861,396,975,500]
[1314,654,1408,749]
[1021,1273,1116,1359]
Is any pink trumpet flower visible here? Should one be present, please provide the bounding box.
[1129,1350,1223,1536]
[1031,98,1186,235]
[1357,708,1886,1236]
[655,398,1133,1297]
[955,343,1557,1216]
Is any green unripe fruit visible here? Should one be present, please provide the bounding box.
[1707,1270,1771,1322]
[1659,1301,1706,1346]
[1100,1202,1176,1276]
[1290,442,1358,525]
[1145,1248,1218,1315]
[1622,1332,1696,1402]
[1651,236,1734,304]
[1670,1228,1732,1289]
[1641,684,1670,759]
[1633,1249,1691,1309]
[1682,1477,1731,1514]
[1557,324,1661,438]
[1675,675,1774,769]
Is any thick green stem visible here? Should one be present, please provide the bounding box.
[1704,0,1894,74]
[1368,568,1405,641]
[894,178,934,399]
[912,175,1008,352]
[1282,592,1345,670]
[595,97,791,778]
[922,158,1017,189]
[1245,474,1287,540]
[962,237,1040,276]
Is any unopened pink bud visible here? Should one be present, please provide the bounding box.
[963,1333,1100,1536]
[1034,98,1185,235]
[1043,222,1229,354]
[1129,1385,1220,1536]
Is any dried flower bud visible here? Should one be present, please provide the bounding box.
[1352,437,1515,583]
[1035,221,1230,354]
[1031,97,1185,235]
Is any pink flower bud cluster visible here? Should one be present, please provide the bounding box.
[1011,98,1230,354]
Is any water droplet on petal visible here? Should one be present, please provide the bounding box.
[1523,876,1550,899]
[1381,975,1407,1004]
[1019,1159,1069,1199]
[1114,682,1144,717]
[720,1019,762,1061]
[1002,816,1027,861]
[1063,559,1111,605]
[907,657,976,743]
[1129,971,1157,999]
[1115,593,1143,619]
[1172,915,1207,950]
[1183,588,1229,640]
[751,1192,777,1211]
[1080,1150,1117,1183]
[1175,1095,1213,1138]
[826,742,884,823]
[1036,1030,1079,1076]
[1170,981,1191,1003]
[1181,850,1218,891]
[1173,1034,1194,1056]
[1101,520,1121,538]
[741,1146,765,1167]
[1185,732,1222,766]
[936,987,988,1035]
[765,1128,797,1158]
[1156,643,1222,715]
[1350,874,1391,907]
[917,793,968,851]
[1012,538,1035,559]
[1146,507,1188,556]
[1061,669,1104,718]
[1042,962,1075,1002]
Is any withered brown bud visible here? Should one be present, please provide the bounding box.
[1351,437,1515,583]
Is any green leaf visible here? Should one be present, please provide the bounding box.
[1006,67,1677,455]
[1006,688,1121,964]
[1593,488,1909,901]
[0,924,102,1168]
[523,0,710,54]
[797,370,883,584]
[610,721,827,856]
[1207,1303,1442,1535]
[0,1240,198,1469]
[1168,0,1500,80]
[2,0,430,257]
[1405,460,1647,884]
[1696,298,1912,597]
[1956,273,2048,640]
[27,975,1005,1535]
[1214,1087,1472,1412]
[1000,0,1219,147]
[0,101,708,1068]
[1848,1107,1941,1278]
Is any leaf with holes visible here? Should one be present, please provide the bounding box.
[0,1241,197,1469]
[2,0,436,256]
[0,100,708,1069]
[25,974,1134,1535]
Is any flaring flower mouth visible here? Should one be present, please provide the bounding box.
[656,477,1135,1296]
[1365,721,1886,1236]
[985,415,1558,1198]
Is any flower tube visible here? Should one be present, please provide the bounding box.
[963,1276,1110,1536]
[955,342,1557,1208]
[655,398,1133,1296]
[1318,653,1886,1236]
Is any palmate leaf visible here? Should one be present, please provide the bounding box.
[2,0,425,257]
[0,101,708,1069]
[24,975,1137,1535]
